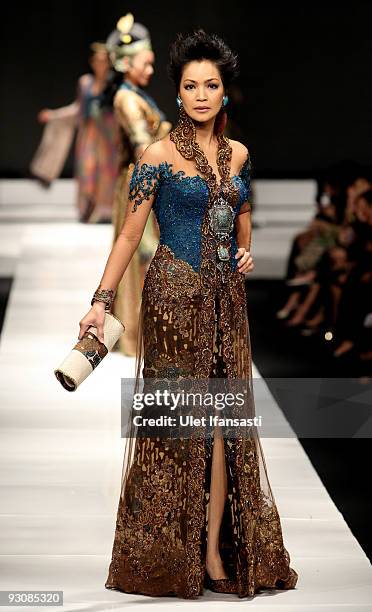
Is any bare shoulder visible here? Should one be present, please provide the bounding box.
[114,88,137,109]
[229,139,250,165]
[78,73,92,88]
[140,136,172,164]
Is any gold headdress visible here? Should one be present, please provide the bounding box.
[106,12,152,72]
[117,13,135,43]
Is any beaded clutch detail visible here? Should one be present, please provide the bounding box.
[54,312,125,392]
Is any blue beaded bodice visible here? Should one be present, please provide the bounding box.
[128,158,252,273]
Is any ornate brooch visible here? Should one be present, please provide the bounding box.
[208,196,235,280]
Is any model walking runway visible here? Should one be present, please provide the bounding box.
[1,12,371,612]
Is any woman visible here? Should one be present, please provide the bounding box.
[106,14,171,355]
[31,43,120,223]
[79,29,298,599]
[276,181,342,324]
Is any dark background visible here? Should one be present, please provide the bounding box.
[2,1,372,178]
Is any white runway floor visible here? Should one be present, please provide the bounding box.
[0,192,372,610]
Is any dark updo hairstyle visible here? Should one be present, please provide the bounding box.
[167,29,239,92]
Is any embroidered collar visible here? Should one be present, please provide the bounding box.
[169,106,237,204]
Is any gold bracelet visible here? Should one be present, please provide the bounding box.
[91,287,116,311]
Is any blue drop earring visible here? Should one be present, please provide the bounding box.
[223,95,229,107]
[176,95,182,108]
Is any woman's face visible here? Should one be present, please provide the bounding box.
[126,49,155,87]
[179,60,225,123]
[90,51,111,80]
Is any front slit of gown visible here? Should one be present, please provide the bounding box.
[201,294,238,586]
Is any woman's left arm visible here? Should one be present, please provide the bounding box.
[231,141,254,274]
[235,211,254,274]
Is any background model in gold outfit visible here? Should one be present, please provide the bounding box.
[106,14,171,355]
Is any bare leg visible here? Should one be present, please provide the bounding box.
[276,290,301,318]
[330,283,343,324]
[206,427,228,579]
[286,283,320,326]
[333,339,354,357]
[305,306,325,327]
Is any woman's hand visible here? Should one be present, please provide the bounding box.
[235,247,254,274]
[78,302,106,343]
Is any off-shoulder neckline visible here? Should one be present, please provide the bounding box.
[134,157,248,187]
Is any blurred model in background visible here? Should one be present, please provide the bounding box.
[106,13,171,355]
[31,43,120,223]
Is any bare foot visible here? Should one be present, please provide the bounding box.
[276,307,294,319]
[276,293,300,319]
[206,555,228,580]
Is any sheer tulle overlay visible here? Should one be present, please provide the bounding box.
[105,109,298,599]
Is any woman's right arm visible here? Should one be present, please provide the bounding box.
[38,101,79,123]
[38,75,88,123]
[78,143,164,342]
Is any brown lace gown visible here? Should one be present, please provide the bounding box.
[105,108,298,599]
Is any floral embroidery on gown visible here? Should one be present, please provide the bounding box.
[105,107,298,599]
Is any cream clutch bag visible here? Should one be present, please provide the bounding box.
[54,312,125,391]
